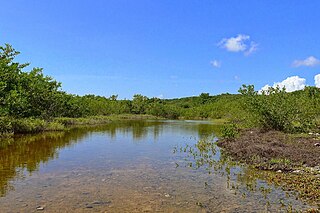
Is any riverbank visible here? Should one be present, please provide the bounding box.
[0,115,161,136]
[217,128,320,207]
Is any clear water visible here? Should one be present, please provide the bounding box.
[0,120,314,212]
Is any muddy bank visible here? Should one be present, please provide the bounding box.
[217,129,320,207]
[217,129,320,171]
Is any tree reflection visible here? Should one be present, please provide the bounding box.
[0,120,223,197]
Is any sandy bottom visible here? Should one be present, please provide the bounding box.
[0,160,313,213]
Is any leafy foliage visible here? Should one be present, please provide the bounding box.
[239,84,320,133]
[221,123,239,140]
[1,43,320,135]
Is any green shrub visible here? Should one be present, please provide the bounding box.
[45,121,65,131]
[0,117,13,134]
[11,118,46,133]
[238,85,319,133]
[221,123,239,140]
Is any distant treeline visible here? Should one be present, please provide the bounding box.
[0,44,244,120]
[1,44,320,134]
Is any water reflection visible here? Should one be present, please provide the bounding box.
[0,120,315,212]
[0,130,85,196]
[0,120,217,197]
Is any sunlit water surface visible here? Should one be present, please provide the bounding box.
[0,120,315,212]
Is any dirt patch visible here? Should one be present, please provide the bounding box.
[217,129,320,171]
[218,129,320,207]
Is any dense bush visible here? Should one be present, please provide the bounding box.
[221,123,239,140]
[0,117,12,134]
[11,118,46,133]
[239,85,320,133]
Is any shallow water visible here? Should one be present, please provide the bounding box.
[0,120,315,212]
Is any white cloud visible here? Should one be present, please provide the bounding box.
[245,42,258,56]
[157,94,164,99]
[315,74,320,88]
[259,84,271,93]
[210,60,221,68]
[260,76,306,93]
[292,56,320,67]
[218,34,258,55]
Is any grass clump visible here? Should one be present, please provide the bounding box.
[11,118,46,133]
[0,117,13,135]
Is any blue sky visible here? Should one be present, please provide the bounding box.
[1,1,320,99]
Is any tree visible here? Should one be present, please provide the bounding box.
[131,94,148,114]
[0,44,62,118]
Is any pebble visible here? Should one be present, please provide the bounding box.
[276,170,282,173]
[36,206,45,211]
[164,193,170,198]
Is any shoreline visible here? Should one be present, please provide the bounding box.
[217,128,320,207]
[0,115,162,136]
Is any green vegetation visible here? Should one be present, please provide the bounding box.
[239,84,320,133]
[221,123,239,140]
[1,43,320,136]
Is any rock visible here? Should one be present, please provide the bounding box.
[36,206,45,211]
[164,193,170,198]
[308,132,314,135]
[314,143,320,147]
[276,170,282,173]
[92,201,102,205]
[86,205,93,208]
[292,170,301,174]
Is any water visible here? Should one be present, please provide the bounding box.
[0,120,314,212]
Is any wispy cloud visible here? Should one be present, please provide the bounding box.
[244,42,258,56]
[260,76,306,93]
[218,34,258,56]
[210,60,221,68]
[292,56,320,67]
[315,74,320,88]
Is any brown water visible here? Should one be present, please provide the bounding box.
[0,120,314,212]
